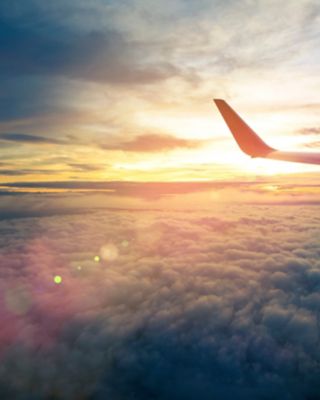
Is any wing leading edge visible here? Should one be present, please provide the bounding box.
[214,99,320,166]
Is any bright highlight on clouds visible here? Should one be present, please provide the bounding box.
[100,243,119,262]
[0,206,320,398]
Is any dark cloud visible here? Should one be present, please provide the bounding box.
[0,207,93,220]
[0,180,256,199]
[0,76,69,122]
[0,133,63,144]
[0,161,106,178]
[0,169,55,176]
[2,180,320,203]
[0,206,320,398]
[0,3,182,124]
[0,8,178,85]
[67,163,105,172]
[0,190,29,196]
[0,131,203,153]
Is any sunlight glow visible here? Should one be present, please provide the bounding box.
[136,112,219,140]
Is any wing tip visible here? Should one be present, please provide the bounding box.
[213,99,275,158]
[213,98,225,104]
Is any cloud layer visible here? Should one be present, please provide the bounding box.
[0,205,320,399]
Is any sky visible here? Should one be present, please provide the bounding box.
[1,1,320,399]
[0,0,320,198]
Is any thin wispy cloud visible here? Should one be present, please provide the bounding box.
[298,127,320,135]
[0,133,63,144]
[100,133,204,152]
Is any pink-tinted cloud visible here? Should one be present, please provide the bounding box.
[0,205,319,398]
[101,133,203,152]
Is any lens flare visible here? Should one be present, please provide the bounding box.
[100,243,119,262]
[54,275,62,284]
[121,240,129,248]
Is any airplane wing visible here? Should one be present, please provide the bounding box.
[214,99,320,165]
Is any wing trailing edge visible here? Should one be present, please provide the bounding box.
[214,99,320,166]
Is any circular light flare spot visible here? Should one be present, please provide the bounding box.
[100,243,119,262]
[77,265,82,270]
[121,240,129,248]
[94,255,100,262]
[54,275,62,284]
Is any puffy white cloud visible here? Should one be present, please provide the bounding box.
[0,205,319,398]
